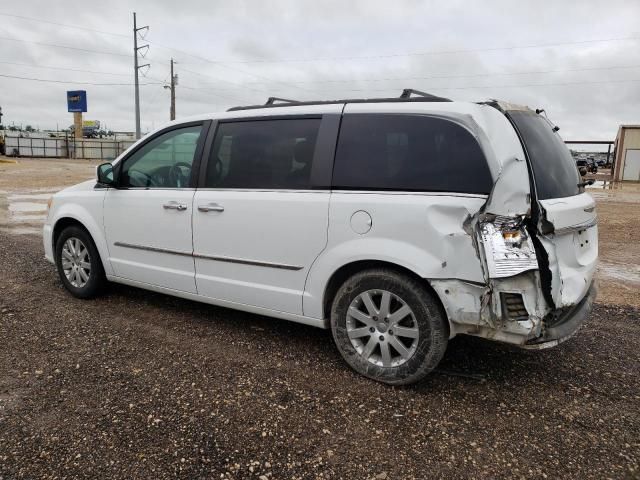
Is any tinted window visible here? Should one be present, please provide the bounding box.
[121,126,202,188]
[332,114,493,194]
[509,111,579,200]
[205,119,321,189]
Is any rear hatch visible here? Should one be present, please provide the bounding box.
[508,109,598,308]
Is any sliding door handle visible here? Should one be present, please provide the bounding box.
[163,201,188,211]
[198,203,224,212]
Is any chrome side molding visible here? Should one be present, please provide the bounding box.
[113,242,192,257]
[113,242,303,271]
[192,252,303,271]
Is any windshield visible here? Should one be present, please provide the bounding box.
[509,111,580,200]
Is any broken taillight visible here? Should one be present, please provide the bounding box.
[480,217,538,278]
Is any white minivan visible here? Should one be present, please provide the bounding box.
[43,90,598,385]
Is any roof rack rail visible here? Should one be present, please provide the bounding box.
[399,88,443,100]
[227,89,451,112]
[264,97,299,106]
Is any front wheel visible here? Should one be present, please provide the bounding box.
[55,226,106,299]
[330,269,448,385]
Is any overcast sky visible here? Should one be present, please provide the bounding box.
[1,0,639,145]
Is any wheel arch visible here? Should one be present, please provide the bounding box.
[321,259,451,336]
[52,217,87,254]
[51,213,113,276]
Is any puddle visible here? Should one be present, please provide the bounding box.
[8,202,47,214]
[11,214,47,222]
[586,180,612,189]
[598,262,640,284]
[7,193,54,201]
[584,180,640,203]
[0,226,42,235]
[0,188,54,235]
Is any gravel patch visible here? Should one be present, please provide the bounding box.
[0,232,638,479]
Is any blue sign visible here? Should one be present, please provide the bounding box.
[67,90,87,112]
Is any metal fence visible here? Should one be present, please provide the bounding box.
[4,134,135,161]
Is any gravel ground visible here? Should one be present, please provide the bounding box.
[0,231,638,479]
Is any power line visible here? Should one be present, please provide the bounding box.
[438,77,640,90]
[0,13,129,38]
[179,67,270,94]
[316,77,640,94]
[179,84,252,104]
[249,64,640,85]
[4,11,638,66]
[199,35,640,64]
[0,11,297,93]
[0,36,130,57]
[0,73,161,86]
[0,60,130,77]
[144,37,314,93]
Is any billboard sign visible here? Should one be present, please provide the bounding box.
[67,90,87,112]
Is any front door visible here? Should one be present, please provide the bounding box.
[104,123,206,293]
[192,115,337,315]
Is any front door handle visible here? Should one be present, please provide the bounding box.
[198,203,224,212]
[163,201,188,211]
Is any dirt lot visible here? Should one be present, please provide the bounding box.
[0,157,638,479]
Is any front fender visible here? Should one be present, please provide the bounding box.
[50,200,112,276]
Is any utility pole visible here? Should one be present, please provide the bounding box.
[133,12,149,139]
[165,58,178,121]
[170,58,176,120]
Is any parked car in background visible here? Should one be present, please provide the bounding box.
[576,158,597,174]
[43,91,598,385]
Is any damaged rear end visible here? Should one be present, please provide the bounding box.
[439,101,597,348]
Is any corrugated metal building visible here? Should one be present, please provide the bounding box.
[614,125,640,181]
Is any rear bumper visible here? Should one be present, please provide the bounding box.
[522,281,596,350]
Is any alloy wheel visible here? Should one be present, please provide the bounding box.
[61,237,91,288]
[346,289,419,367]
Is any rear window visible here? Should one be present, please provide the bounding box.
[509,111,579,200]
[332,114,493,194]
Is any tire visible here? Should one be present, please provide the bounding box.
[55,225,106,299]
[330,268,448,385]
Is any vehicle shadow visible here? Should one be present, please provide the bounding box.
[102,281,575,391]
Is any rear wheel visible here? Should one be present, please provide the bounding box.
[55,226,106,299]
[330,268,448,385]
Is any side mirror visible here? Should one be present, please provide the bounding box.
[96,162,115,186]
